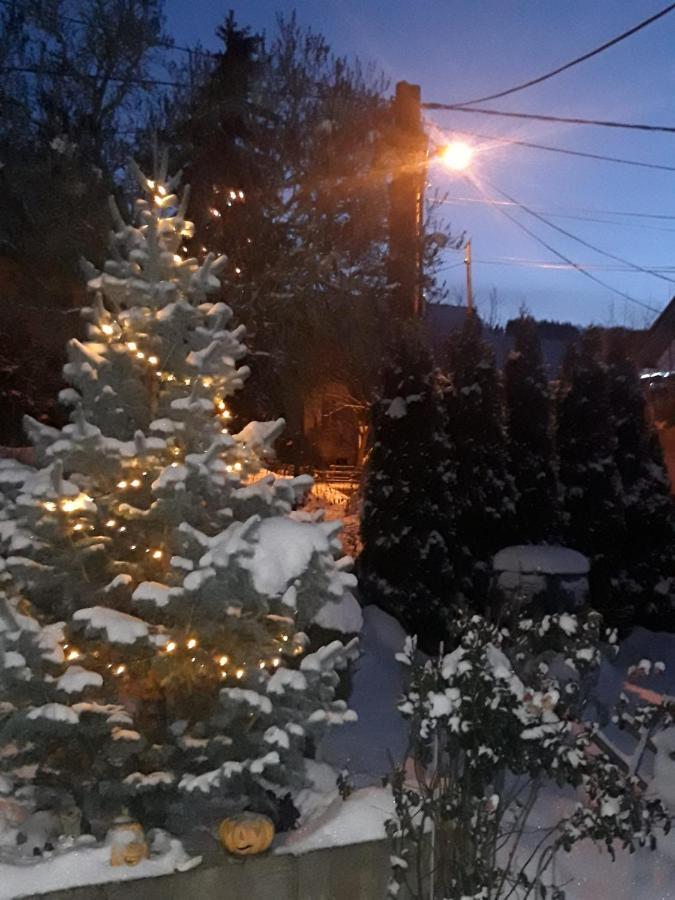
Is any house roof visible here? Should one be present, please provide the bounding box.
[422,303,576,376]
[638,296,675,368]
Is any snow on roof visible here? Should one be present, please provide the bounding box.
[493,545,590,576]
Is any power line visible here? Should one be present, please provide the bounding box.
[0,64,188,89]
[439,256,675,273]
[0,0,218,58]
[450,3,675,106]
[435,127,675,173]
[485,180,675,286]
[471,181,660,313]
[423,103,675,134]
[434,196,675,232]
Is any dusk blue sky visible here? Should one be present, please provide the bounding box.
[164,1,675,327]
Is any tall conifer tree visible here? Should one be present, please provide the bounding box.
[358,333,455,650]
[606,333,675,628]
[504,315,558,543]
[0,160,358,832]
[557,330,625,614]
[444,314,516,608]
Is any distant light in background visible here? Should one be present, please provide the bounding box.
[441,141,474,171]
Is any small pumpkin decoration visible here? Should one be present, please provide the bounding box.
[219,812,275,856]
[107,816,149,867]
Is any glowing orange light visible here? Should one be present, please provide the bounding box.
[441,141,474,171]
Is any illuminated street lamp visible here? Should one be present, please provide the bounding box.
[441,140,474,171]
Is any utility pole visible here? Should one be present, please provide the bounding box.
[388,81,427,320]
[464,238,474,315]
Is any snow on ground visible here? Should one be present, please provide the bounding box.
[523,783,675,900]
[277,786,394,856]
[318,605,409,786]
[0,838,199,900]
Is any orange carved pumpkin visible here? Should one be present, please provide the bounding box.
[107,819,149,867]
[218,813,275,856]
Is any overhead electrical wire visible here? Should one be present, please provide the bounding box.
[433,197,675,232]
[449,3,675,106]
[484,179,675,286]
[433,128,675,173]
[0,0,218,58]
[470,181,660,313]
[423,103,675,134]
[438,256,675,273]
[0,64,188,89]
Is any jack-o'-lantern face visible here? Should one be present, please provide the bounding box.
[219,813,275,856]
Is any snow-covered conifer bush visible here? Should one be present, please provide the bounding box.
[0,155,358,833]
[386,613,671,900]
[358,332,455,651]
[504,315,559,544]
[557,330,625,619]
[443,313,516,609]
[605,333,675,630]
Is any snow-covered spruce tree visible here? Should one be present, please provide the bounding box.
[504,315,558,543]
[556,330,625,619]
[358,332,455,651]
[0,157,358,833]
[443,313,516,609]
[606,333,675,629]
[387,613,670,900]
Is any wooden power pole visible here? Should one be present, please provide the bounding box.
[464,238,474,314]
[388,81,427,320]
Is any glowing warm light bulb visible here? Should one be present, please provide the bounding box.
[114,664,126,676]
[234,267,241,275]
[186,638,197,650]
[233,462,242,472]
[130,478,141,488]
[158,184,167,196]
[165,641,177,653]
[229,190,237,200]
[105,519,116,528]
[148,355,159,366]
[101,324,114,336]
[441,141,474,171]
[258,661,266,669]
[136,351,145,360]
[147,179,156,190]
[281,634,289,642]
[117,480,128,489]
[210,207,221,218]
[73,523,84,532]
[152,549,163,560]
[235,668,245,679]
[43,501,57,512]
[218,655,229,666]
[173,254,182,264]
[67,649,80,661]
[272,657,281,668]
[127,342,137,352]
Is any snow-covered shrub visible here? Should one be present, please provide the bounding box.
[387,613,671,900]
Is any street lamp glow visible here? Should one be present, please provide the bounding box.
[441,141,473,171]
